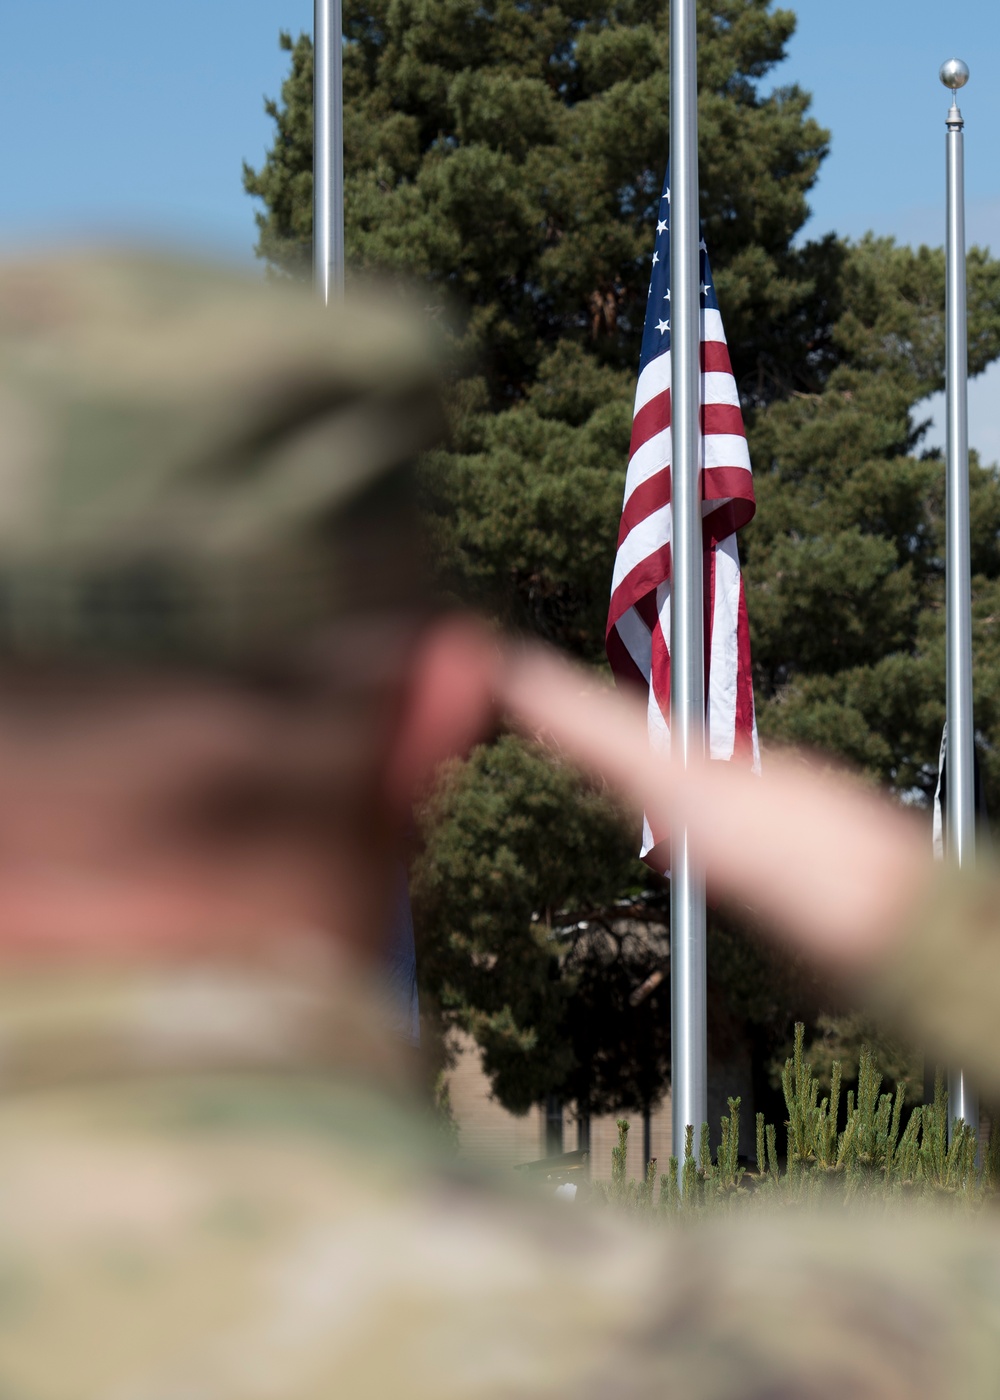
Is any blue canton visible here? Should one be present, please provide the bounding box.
[638,166,719,375]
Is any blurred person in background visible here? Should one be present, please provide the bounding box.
[0,249,999,1398]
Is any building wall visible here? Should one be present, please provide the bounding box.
[445,1030,547,1173]
[445,1030,673,1181]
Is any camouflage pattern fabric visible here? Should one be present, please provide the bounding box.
[0,252,442,664]
[873,860,1000,1101]
[0,959,999,1398]
[0,963,663,1400]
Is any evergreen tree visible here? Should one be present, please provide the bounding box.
[747,236,1000,798]
[245,6,829,395]
[244,3,1000,1124]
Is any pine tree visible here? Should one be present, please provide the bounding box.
[244,5,830,402]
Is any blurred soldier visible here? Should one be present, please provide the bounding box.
[0,248,999,1399]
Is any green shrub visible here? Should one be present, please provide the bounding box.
[598,1024,987,1213]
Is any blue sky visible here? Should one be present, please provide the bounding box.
[0,1,312,258]
[778,1,1000,461]
[1,0,997,453]
[782,1,1000,254]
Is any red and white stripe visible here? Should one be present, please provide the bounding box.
[606,308,759,870]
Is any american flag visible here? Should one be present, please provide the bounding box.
[606,167,759,871]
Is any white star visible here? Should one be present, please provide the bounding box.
[663,188,671,202]
[663,288,671,301]
[656,318,670,334]
[700,282,711,297]
[651,251,659,266]
[699,237,707,251]
[657,219,668,235]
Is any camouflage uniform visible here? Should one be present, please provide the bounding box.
[1,251,1000,1398]
[0,957,1000,1398]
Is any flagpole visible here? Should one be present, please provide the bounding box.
[314,0,344,304]
[940,58,978,1146]
[669,0,708,1170]
[314,4,424,1051]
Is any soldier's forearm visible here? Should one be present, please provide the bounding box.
[498,643,932,976]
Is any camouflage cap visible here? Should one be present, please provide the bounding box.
[0,251,444,666]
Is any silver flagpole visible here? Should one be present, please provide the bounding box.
[940,58,978,1147]
[669,0,708,1173]
[314,0,345,304]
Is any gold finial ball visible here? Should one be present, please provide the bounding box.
[940,58,970,91]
